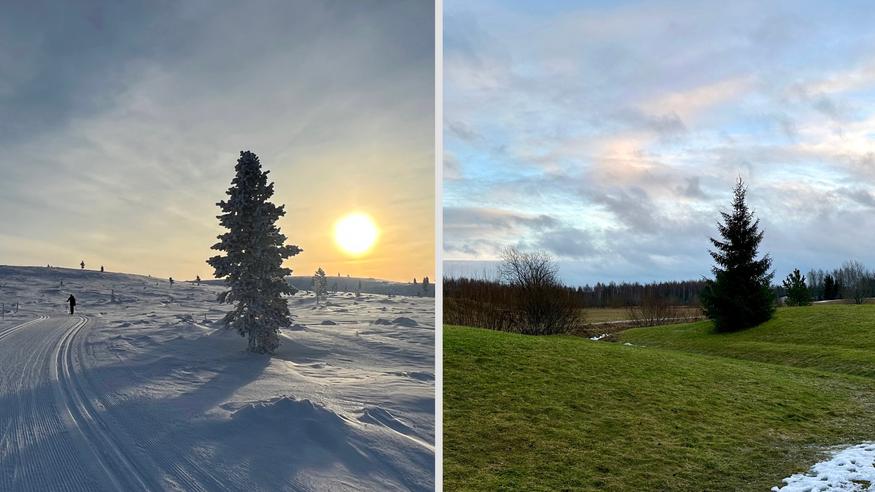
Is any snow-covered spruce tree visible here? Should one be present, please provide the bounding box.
[313,267,328,305]
[208,151,301,354]
[700,178,775,332]
[782,269,812,306]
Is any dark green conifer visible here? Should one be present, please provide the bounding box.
[700,178,775,331]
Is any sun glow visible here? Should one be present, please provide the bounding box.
[334,212,379,256]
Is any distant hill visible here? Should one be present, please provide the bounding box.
[0,265,434,299]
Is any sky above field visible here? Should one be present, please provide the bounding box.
[0,0,434,282]
[444,0,875,285]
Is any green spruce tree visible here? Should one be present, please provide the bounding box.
[208,151,301,353]
[700,178,775,331]
[782,268,812,306]
[823,274,837,300]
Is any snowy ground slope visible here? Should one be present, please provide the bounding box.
[0,265,434,491]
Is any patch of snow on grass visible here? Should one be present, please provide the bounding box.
[772,443,875,491]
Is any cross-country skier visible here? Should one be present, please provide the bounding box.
[67,294,76,315]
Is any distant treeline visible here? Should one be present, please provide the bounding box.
[795,261,875,303]
[569,280,707,308]
[444,277,707,309]
[446,260,875,315]
[286,275,435,298]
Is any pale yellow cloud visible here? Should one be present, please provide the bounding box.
[640,76,753,123]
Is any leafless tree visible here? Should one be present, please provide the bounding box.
[839,260,869,304]
[498,247,579,335]
[627,290,682,327]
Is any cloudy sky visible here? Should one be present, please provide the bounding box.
[0,0,434,282]
[444,0,875,285]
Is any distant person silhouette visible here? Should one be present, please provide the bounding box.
[100,265,104,273]
[80,260,85,270]
[67,294,76,315]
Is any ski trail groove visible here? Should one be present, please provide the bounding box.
[0,316,49,342]
[52,316,155,491]
[73,326,228,491]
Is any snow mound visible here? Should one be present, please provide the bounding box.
[373,317,419,327]
[233,396,347,428]
[320,320,337,325]
[772,443,875,491]
[359,406,417,437]
[288,323,307,331]
[390,371,435,382]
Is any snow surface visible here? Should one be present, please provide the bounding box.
[0,265,434,491]
[772,443,875,491]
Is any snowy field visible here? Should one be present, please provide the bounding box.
[773,443,875,492]
[0,265,434,491]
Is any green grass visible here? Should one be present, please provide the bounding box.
[444,304,875,491]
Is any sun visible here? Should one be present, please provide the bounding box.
[334,212,379,256]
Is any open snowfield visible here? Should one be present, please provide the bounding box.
[0,265,434,491]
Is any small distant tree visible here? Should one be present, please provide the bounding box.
[208,150,302,354]
[700,178,775,332]
[313,268,328,305]
[782,269,811,306]
[413,277,418,285]
[823,274,838,300]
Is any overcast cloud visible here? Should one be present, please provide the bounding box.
[0,0,434,281]
[444,0,875,285]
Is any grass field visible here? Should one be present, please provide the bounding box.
[444,304,875,491]
[579,306,702,324]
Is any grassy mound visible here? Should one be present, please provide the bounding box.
[620,304,875,378]
[444,308,875,491]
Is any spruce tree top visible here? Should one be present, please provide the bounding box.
[709,178,772,280]
[210,151,301,283]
